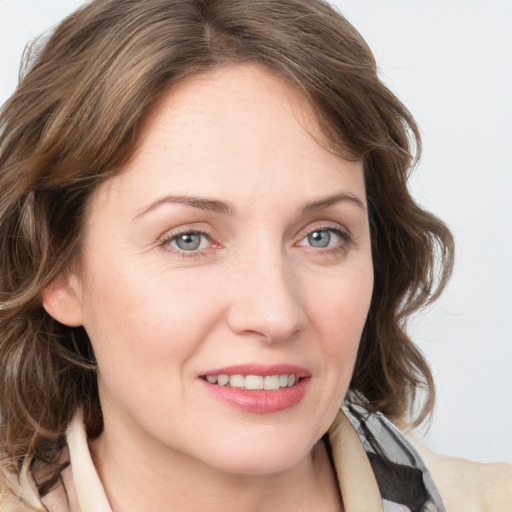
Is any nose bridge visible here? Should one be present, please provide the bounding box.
[226,241,304,342]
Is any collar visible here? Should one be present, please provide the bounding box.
[43,409,383,512]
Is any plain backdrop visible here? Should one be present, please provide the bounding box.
[0,0,510,465]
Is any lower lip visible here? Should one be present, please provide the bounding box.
[200,378,310,414]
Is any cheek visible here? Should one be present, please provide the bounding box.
[294,266,372,436]
[312,268,373,369]
[79,261,223,372]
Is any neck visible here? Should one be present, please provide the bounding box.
[89,415,342,512]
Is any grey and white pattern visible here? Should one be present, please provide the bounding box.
[345,405,446,512]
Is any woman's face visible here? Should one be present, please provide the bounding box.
[65,65,373,474]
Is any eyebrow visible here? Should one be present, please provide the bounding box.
[300,192,366,214]
[133,191,366,221]
[134,194,236,220]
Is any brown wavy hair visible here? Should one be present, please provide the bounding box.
[0,0,454,506]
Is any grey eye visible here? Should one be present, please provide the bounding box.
[307,230,332,248]
[171,233,206,251]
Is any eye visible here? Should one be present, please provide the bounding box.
[306,230,334,248]
[167,231,210,252]
[297,226,349,250]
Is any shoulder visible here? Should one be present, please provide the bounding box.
[405,430,512,512]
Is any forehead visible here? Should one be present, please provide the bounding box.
[89,64,365,217]
[137,64,322,158]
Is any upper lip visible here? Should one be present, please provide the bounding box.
[200,364,310,378]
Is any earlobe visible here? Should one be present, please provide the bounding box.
[42,272,84,327]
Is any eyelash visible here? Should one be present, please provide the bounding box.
[159,228,214,258]
[159,224,352,258]
[297,225,353,255]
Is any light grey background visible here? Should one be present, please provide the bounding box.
[1,0,510,465]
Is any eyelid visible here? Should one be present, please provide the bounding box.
[295,223,354,253]
[169,231,210,251]
[297,222,351,241]
[160,225,211,241]
[159,225,218,257]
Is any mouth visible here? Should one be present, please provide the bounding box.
[200,373,300,390]
[198,365,310,413]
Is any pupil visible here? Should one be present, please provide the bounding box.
[308,230,330,248]
[176,233,201,250]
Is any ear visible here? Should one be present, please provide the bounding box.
[42,271,84,327]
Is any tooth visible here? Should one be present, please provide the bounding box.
[206,375,218,384]
[263,375,280,391]
[245,375,264,390]
[217,374,229,386]
[230,375,245,388]
[288,374,296,387]
[279,374,289,388]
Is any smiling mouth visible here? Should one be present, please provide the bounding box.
[201,374,300,390]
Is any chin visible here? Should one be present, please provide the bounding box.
[185,423,319,476]
[208,445,310,476]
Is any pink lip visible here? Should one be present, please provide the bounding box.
[198,364,311,414]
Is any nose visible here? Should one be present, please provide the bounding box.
[226,249,306,343]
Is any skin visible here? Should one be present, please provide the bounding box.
[44,64,374,511]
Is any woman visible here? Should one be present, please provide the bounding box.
[0,1,510,511]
